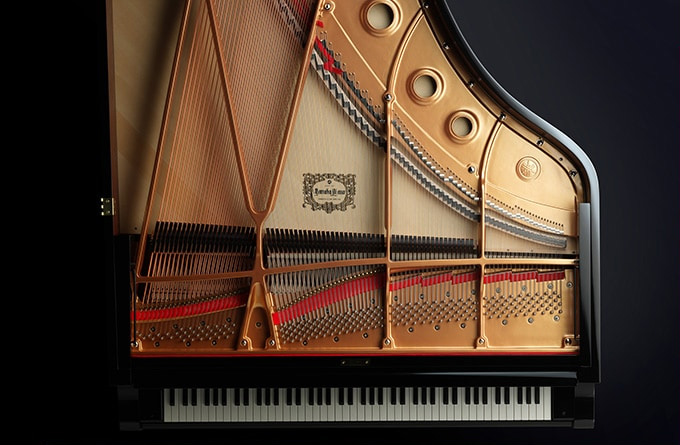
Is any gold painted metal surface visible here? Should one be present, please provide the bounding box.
[107,0,585,356]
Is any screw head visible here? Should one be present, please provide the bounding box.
[240,339,247,346]
[566,282,573,288]
[565,338,572,345]
[502,319,508,325]
[434,325,440,331]
[269,339,275,346]
[468,166,476,173]
[384,338,391,345]
[384,93,392,102]
[460,323,466,329]
[478,338,485,344]
[323,3,331,10]
[554,315,560,321]
[528,317,534,324]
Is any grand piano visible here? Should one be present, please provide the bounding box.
[102,0,600,429]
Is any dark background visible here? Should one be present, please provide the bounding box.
[30,0,680,444]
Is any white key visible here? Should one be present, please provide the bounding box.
[417,388,424,421]
[342,388,349,421]
[521,387,529,420]
[492,388,499,421]
[253,388,262,422]
[475,388,483,420]
[436,387,444,421]
[445,388,454,421]
[469,388,477,421]
[395,389,403,421]
[380,388,387,421]
[372,388,380,421]
[483,387,491,420]
[454,388,463,421]
[351,388,359,421]
[407,388,416,421]
[529,387,537,421]
[543,387,552,420]
[424,388,432,421]
[230,389,238,422]
[462,388,469,421]
[304,389,313,422]
[197,389,207,421]
[320,388,328,422]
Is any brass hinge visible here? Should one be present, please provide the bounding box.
[100,197,115,216]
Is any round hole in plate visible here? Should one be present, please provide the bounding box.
[452,116,473,137]
[367,3,394,29]
[413,74,438,99]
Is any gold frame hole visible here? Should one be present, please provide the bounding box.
[367,3,394,30]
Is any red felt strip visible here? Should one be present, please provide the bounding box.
[132,293,248,322]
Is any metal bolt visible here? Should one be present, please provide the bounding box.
[256,321,262,328]
[323,3,331,10]
[478,338,485,344]
[269,339,275,346]
[442,42,450,50]
[468,166,476,174]
[384,93,393,102]
[334,336,340,342]
[565,338,572,345]
[434,325,440,331]
[468,80,475,88]
[502,319,508,325]
[566,282,573,288]
[130,341,138,348]
[528,317,534,324]
[554,315,560,321]
[154,342,160,347]
[500,112,506,120]
[460,323,466,329]
[240,339,247,346]
[303,340,308,346]
[570,170,577,177]
[186,341,191,347]
[547,283,553,289]
[212,340,218,346]
[363,332,368,338]
[408,327,414,333]
[384,338,391,345]
[537,139,544,146]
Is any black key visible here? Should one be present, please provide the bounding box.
[421,387,427,405]
[181,388,188,406]
[338,387,345,405]
[273,388,280,406]
[242,388,249,406]
[347,387,354,405]
[204,388,210,406]
[264,388,271,406]
[399,387,406,405]
[168,388,176,406]
[234,388,241,406]
[464,387,471,405]
[442,387,449,405]
[377,387,384,405]
[308,388,315,406]
[504,387,510,404]
[212,388,219,406]
[190,388,197,406]
[295,388,302,406]
[534,386,541,404]
[325,387,331,405]
[473,387,479,405]
[369,387,376,405]
[256,388,262,406]
[221,388,227,406]
[517,387,523,405]
[482,387,488,405]
[495,387,501,404]
[316,387,323,406]
[390,387,397,405]
[451,387,458,404]
[361,387,367,405]
[286,388,293,406]
[429,387,436,405]
[526,386,532,404]
[412,387,418,405]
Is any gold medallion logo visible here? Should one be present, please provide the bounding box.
[516,157,541,181]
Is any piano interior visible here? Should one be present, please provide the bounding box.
[108,0,589,357]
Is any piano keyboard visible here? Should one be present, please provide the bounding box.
[162,386,551,423]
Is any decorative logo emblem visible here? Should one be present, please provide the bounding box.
[516,157,541,181]
[303,173,356,214]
